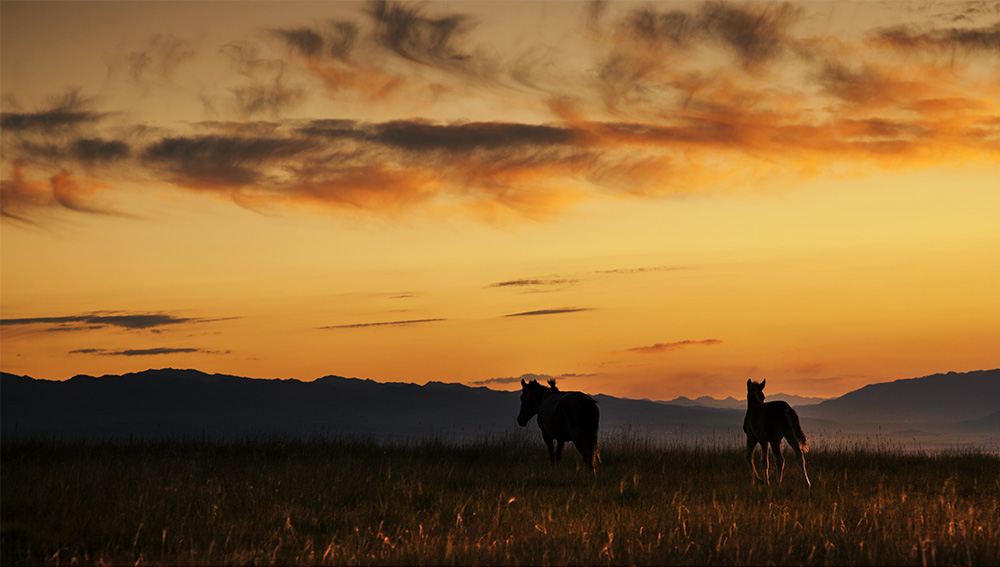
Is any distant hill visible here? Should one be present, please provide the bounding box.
[2,368,996,449]
[659,393,829,411]
[798,369,1000,425]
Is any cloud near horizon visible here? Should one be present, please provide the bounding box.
[3,1,999,224]
[470,372,593,387]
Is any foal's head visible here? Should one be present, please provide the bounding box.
[517,379,557,426]
[746,378,766,404]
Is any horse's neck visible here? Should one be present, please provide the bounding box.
[543,389,562,401]
[747,398,764,410]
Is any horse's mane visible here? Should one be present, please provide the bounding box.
[526,379,558,391]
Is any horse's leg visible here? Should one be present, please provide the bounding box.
[543,434,556,465]
[745,438,762,484]
[555,440,565,463]
[786,435,811,488]
[574,438,596,473]
[770,440,785,485]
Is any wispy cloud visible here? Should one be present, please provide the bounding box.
[502,308,592,318]
[319,318,446,329]
[592,265,688,276]
[4,312,189,330]
[487,265,685,293]
[623,339,724,354]
[69,347,228,356]
[0,312,229,332]
[487,278,577,289]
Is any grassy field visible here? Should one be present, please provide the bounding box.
[2,435,998,566]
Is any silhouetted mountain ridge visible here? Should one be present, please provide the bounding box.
[2,368,997,448]
[659,393,829,410]
[799,369,1000,424]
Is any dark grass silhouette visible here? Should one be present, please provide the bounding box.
[517,378,600,473]
[2,437,998,565]
[744,378,811,487]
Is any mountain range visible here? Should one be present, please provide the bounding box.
[2,368,997,450]
[658,393,828,410]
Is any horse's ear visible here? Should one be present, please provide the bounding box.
[547,379,557,389]
[760,379,766,390]
[747,378,752,388]
[521,378,527,388]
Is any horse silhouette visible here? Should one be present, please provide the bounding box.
[517,378,600,473]
[743,378,811,487]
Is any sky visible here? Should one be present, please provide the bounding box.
[2,0,998,400]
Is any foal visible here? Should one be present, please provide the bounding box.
[743,378,811,488]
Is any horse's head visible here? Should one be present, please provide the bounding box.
[747,378,766,404]
[517,379,553,426]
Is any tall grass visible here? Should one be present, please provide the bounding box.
[2,435,998,565]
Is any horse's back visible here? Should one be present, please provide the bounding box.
[540,391,599,440]
[746,400,795,442]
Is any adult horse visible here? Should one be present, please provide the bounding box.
[517,378,600,473]
[744,378,811,487]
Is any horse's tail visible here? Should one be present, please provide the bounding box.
[587,400,601,469]
[784,407,808,452]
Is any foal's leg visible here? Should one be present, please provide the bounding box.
[745,438,762,483]
[786,435,811,488]
[555,440,565,463]
[761,442,771,485]
[770,440,785,485]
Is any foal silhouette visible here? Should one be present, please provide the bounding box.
[743,378,811,487]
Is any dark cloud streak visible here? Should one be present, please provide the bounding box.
[373,121,574,152]
[624,339,724,354]
[503,308,592,318]
[487,278,576,289]
[0,90,105,133]
[320,318,446,329]
[1,312,224,331]
[69,347,226,356]
[873,22,1000,52]
[142,135,317,187]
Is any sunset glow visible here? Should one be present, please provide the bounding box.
[2,0,998,399]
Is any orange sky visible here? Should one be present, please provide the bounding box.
[2,0,999,400]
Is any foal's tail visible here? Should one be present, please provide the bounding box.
[784,408,809,452]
